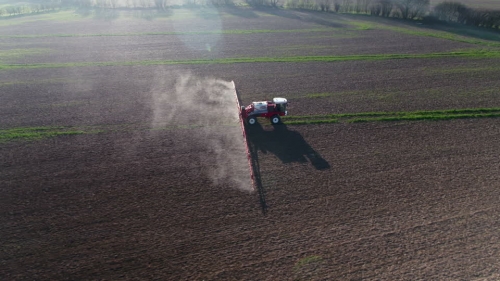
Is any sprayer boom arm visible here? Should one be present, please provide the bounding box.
[232,81,255,190]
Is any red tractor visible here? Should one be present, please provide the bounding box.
[241,97,288,125]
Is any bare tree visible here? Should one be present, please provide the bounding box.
[394,0,429,19]
[340,0,351,12]
[370,1,381,15]
[14,6,23,14]
[319,0,332,11]
[369,0,392,16]
[139,0,151,7]
[80,0,93,7]
[285,0,297,8]
[246,0,265,6]
[380,0,393,16]
[154,0,168,9]
[333,0,340,11]
[300,0,316,9]
[268,0,280,7]
[362,0,371,13]
[433,1,468,23]
[411,0,429,18]
[5,6,13,15]
[95,0,108,7]
[354,0,361,12]
[493,11,500,28]
[480,10,500,28]
[355,0,370,13]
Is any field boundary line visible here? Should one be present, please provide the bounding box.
[2,50,500,70]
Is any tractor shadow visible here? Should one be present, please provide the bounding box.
[246,122,330,170]
[245,122,330,214]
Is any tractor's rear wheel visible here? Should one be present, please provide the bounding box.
[271,115,281,125]
[247,116,257,125]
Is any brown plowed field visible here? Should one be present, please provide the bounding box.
[1,7,500,280]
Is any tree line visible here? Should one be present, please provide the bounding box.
[1,0,499,30]
[283,0,499,29]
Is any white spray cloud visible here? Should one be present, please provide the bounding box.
[150,69,253,192]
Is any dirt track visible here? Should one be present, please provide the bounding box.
[1,7,500,280]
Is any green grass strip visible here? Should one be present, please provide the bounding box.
[286,107,500,120]
[0,126,84,142]
[0,28,332,38]
[0,48,50,63]
[0,122,239,142]
[285,119,339,125]
[430,65,500,74]
[3,109,497,139]
[348,112,500,123]
[283,107,500,125]
[1,50,499,70]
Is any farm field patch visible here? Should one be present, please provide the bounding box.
[1,7,500,280]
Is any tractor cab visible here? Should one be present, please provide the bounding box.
[272,97,288,115]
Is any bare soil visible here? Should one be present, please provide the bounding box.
[1,8,500,280]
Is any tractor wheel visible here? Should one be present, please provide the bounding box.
[271,115,281,125]
[247,116,257,125]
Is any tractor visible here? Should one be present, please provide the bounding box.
[241,97,288,125]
